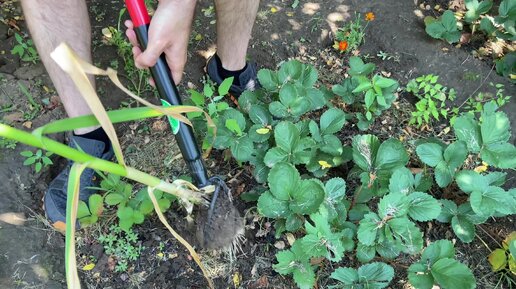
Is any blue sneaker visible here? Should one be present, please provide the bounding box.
[44,135,113,232]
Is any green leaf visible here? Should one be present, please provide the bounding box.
[356,243,376,263]
[421,239,456,265]
[320,108,346,134]
[481,142,516,169]
[269,101,289,118]
[465,0,493,22]
[290,179,325,214]
[358,213,381,246]
[274,121,299,152]
[257,191,289,218]
[23,156,37,166]
[279,83,297,106]
[352,135,380,171]
[453,115,482,152]
[481,110,510,145]
[442,10,458,32]
[264,147,289,167]
[375,139,409,171]
[88,194,104,216]
[249,105,272,125]
[268,162,299,201]
[20,150,33,157]
[437,199,457,223]
[230,136,253,161]
[225,119,243,136]
[218,76,234,95]
[408,263,434,289]
[389,167,415,195]
[257,69,278,91]
[278,60,304,83]
[321,134,343,156]
[330,263,394,289]
[434,161,454,187]
[357,262,394,289]
[105,193,125,205]
[375,76,398,89]
[407,192,441,221]
[77,201,91,219]
[426,22,447,39]
[348,57,376,76]
[416,143,443,167]
[274,242,315,289]
[431,258,476,289]
[444,141,468,169]
[469,186,509,217]
[455,170,488,193]
[480,17,497,34]
[249,124,270,143]
[451,215,476,243]
[378,193,410,218]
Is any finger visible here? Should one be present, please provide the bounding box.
[135,40,166,68]
[124,20,134,29]
[165,52,186,85]
[132,47,144,69]
[125,27,139,48]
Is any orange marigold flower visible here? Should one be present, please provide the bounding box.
[338,41,348,51]
[365,12,375,21]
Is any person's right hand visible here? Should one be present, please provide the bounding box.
[125,0,197,84]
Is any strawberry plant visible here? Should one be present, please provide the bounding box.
[350,135,409,201]
[425,10,461,44]
[453,101,516,169]
[416,140,468,187]
[257,162,325,233]
[408,240,476,289]
[488,232,516,281]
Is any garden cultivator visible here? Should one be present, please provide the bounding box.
[125,0,244,250]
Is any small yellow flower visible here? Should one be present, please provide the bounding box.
[365,12,375,21]
[318,160,332,169]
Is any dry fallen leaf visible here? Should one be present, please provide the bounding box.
[286,233,296,246]
[82,263,95,271]
[274,240,285,250]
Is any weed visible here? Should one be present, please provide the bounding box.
[488,232,516,288]
[20,149,53,173]
[0,137,17,150]
[406,74,456,127]
[98,225,143,272]
[11,33,39,63]
[18,82,41,121]
[333,13,371,53]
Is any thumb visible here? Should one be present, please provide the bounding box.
[135,40,166,68]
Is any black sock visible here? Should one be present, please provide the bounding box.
[75,127,110,153]
[214,54,247,87]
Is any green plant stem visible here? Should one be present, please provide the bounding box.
[0,124,203,202]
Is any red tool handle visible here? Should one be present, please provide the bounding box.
[125,0,150,27]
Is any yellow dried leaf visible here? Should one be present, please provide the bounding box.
[232,272,242,288]
[286,233,296,246]
[488,249,507,272]
[82,263,95,271]
[502,231,516,250]
[101,27,113,39]
[194,33,203,41]
[256,128,270,134]
[157,252,164,258]
[318,160,332,169]
[270,7,278,13]
[474,162,488,173]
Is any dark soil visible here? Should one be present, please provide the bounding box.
[0,0,514,289]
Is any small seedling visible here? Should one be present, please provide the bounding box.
[98,225,143,272]
[488,231,516,288]
[11,33,40,63]
[407,74,456,127]
[20,149,53,173]
[333,13,369,53]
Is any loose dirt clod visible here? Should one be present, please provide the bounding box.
[196,177,245,251]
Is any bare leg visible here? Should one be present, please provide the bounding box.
[214,0,260,70]
[21,0,96,134]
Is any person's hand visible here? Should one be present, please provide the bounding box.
[125,0,196,84]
